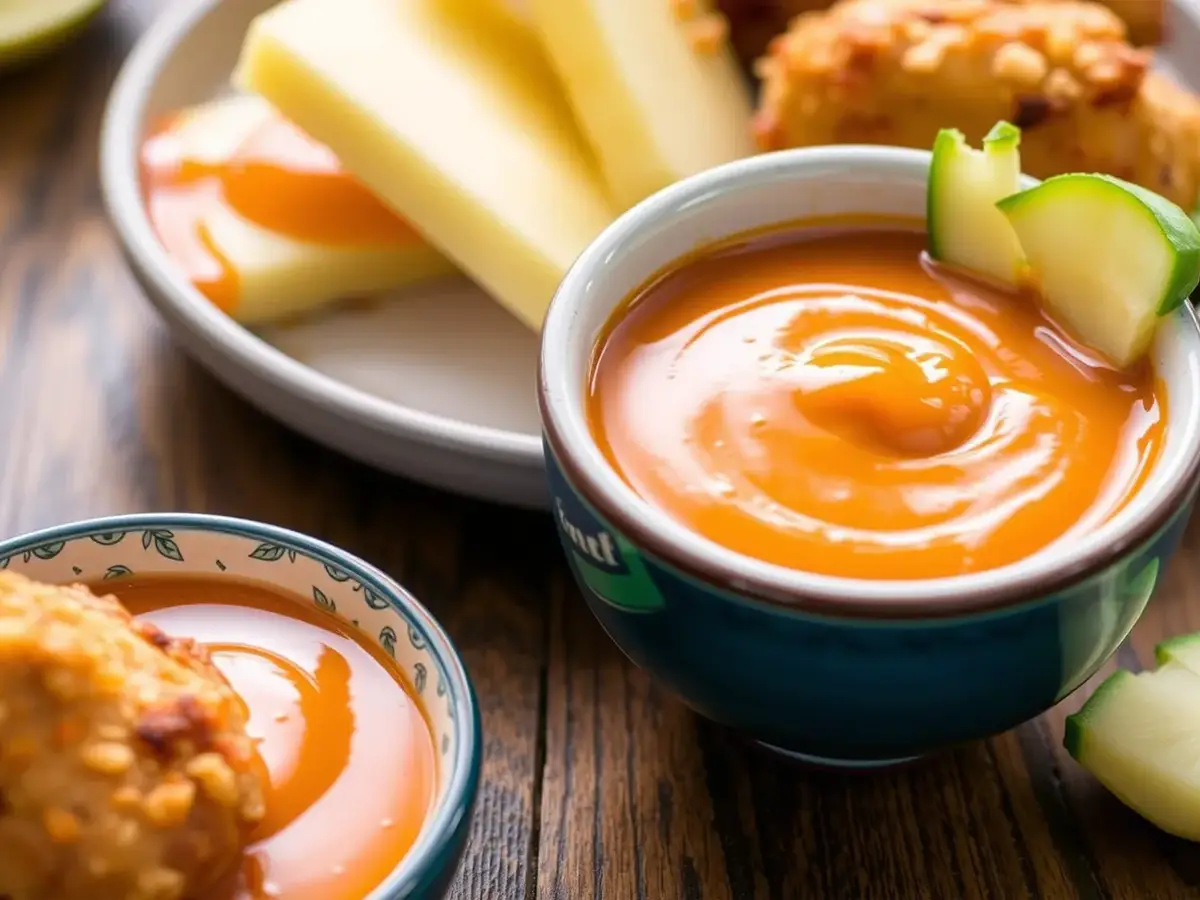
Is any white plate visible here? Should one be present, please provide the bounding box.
[100,0,1200,510]
[100,0,546,508]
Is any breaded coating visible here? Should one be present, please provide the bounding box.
[719,0,1162,69]
[0,573,265,900]
[1007,0,1163,44]
[755,0,1200,209]
[1074,0,1163,45]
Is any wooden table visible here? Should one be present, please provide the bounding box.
[3,3,1200,898]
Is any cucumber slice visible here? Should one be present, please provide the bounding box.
[1156,632,1200,676]
[926,121,1026,287]
[1065,663,1200,841]
[998,174,1200,368]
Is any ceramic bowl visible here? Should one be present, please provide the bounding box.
[0,513,480,898]
[539,146,1200,767]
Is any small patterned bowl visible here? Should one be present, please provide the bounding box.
[539,146,1200,767]
[0,513,480,899]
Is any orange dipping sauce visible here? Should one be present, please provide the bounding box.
[141,104,419,313]
[588,223,1166,580]
[105,577,436,900]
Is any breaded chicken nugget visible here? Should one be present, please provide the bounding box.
[1076,0,1163,44]
[0,573,265,900]
[720,0,1162,69]
[1011,0,1163,44]
[755,0,1200,208]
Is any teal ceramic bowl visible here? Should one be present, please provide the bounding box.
[538,146,1200,767]
[0,513,480,897]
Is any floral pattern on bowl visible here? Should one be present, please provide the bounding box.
[0,513,480,899]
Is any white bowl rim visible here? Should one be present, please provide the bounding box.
[539,145,1200,618]
[98,0,541,467]
[0,512,481,899]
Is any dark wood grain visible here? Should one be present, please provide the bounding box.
[7,3,1200,899]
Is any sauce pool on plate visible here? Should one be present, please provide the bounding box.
[140,102,420,313]
[104,577,435,900]
[588,222,1166,580]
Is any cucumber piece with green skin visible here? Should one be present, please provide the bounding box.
[1156,632,1200,676]
[997,173,1200,368]
[1065,662,1200,841]
[926,121,1026,287]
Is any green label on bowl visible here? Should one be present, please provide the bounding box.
[546,451,665,614]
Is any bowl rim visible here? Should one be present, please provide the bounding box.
[98,0,541,468]
[539,145,1200,620]
[0,512,481,899]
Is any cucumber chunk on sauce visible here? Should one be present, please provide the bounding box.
[926,122,1026,287]
[997,174,1200,368]
[1065,662,1200,841]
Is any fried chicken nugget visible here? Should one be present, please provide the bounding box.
[755,0,1200,209]
[1008,0,1163,45]
[0,573,265,900]
[1079,0,1163,44]
[720,0,1162,69]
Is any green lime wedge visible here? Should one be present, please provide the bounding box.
[0,0,109,70]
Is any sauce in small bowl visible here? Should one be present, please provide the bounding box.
[109,576,436,900]
[0,515,479,899]
[588,222,1165,580]
[539,146,1200,765]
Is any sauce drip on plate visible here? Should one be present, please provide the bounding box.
[588,225,1166,580]
[110,577,435,900]
[140,106,418,313]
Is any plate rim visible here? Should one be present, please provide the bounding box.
[98,0,544,470]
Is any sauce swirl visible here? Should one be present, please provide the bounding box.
[588,226,1165,580]
[111,577,435,900]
